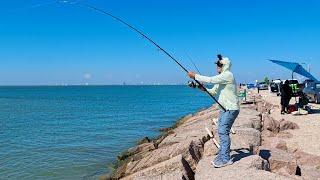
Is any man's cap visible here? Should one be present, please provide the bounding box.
[215,54,224,67]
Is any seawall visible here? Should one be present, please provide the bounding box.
[102,90,320,180]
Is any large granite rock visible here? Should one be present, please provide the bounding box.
[211,127,261,151]
[279,119,299,131]
[276,131,293,139]
[261,129,276,139]
[259,148,298,176]
[117,143,155,161]
[124,140,199,175]
[294,150,320,167]
[262,137,288,151]
[256,101,273,114]
[299,165,320,180]
[195,155,290,180]
[262,114,280,133]
[121,155,194,180]
[203,140,218,158]
[231,128,261,149]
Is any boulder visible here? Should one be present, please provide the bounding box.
[260,148,298,176]
[294,150,320,167]
[299,165,320,180]
[125,139,205,175]
[129,143,155,155]
[212,127,260,151]
[195,155,290,180]
[276,131,293,139]
[184,140,204,169]
[232,115,254,129]
[279,119,299,131]
[231,128,261,149]
[292,151,320,179]
[262,114,280,133]
[158,118,211,149]
[232,109,261,130]
[232,154,270,171]
[137,137,151,144]
[261,129,276,139]
[256,101,273,114]
[203,140,218,157]
[251,117,262,131]
[134,170,189,180]
[118,143,155,161]
[130,151,152,162]
[121,155,194,180]
[262,137,288,151]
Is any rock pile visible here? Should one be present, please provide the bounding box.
[102,92,320,180]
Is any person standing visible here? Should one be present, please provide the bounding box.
[188,54,240,168]
[280,80,292,114]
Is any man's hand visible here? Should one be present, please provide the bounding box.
[198,83,206,91]
[188,71,196,79]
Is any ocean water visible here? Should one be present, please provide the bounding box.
[0,86,212,179]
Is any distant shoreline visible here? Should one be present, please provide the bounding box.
[0,84,187,87]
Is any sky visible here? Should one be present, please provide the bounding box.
[0,0,320,85]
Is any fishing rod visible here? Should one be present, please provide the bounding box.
[185,52,203,89]
[57,1,227,112]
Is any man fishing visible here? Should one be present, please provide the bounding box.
[188,54,240,168]
[57,3,240,168]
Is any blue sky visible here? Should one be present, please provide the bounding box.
[1,0,319,85]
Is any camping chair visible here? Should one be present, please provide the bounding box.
[238,89,247,102]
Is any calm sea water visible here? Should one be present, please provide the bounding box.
[0,86,212,179]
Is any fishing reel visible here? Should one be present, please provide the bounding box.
[188,80,205,89]
[188,81,207,93]
[188,80,198,88]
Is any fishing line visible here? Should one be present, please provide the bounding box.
[57,0,227,111]
[185,52,201,74]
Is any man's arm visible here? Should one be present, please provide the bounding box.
[195,73,232,84]
[207,84,219,96]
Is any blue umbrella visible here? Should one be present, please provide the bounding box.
[269,59,318,81]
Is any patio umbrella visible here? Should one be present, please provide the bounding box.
[269,59,318,81]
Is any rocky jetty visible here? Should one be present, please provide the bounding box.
[102,91,320,180]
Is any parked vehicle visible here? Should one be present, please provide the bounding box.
[269,79,282,94]
[246,83,255,89]
[257,82,268,90]
[303,80,320,104]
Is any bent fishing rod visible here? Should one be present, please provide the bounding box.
[57,1,227,112]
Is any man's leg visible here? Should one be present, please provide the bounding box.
[281,97,285,114]
[213,112,223,163]
[214,110,239,167]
